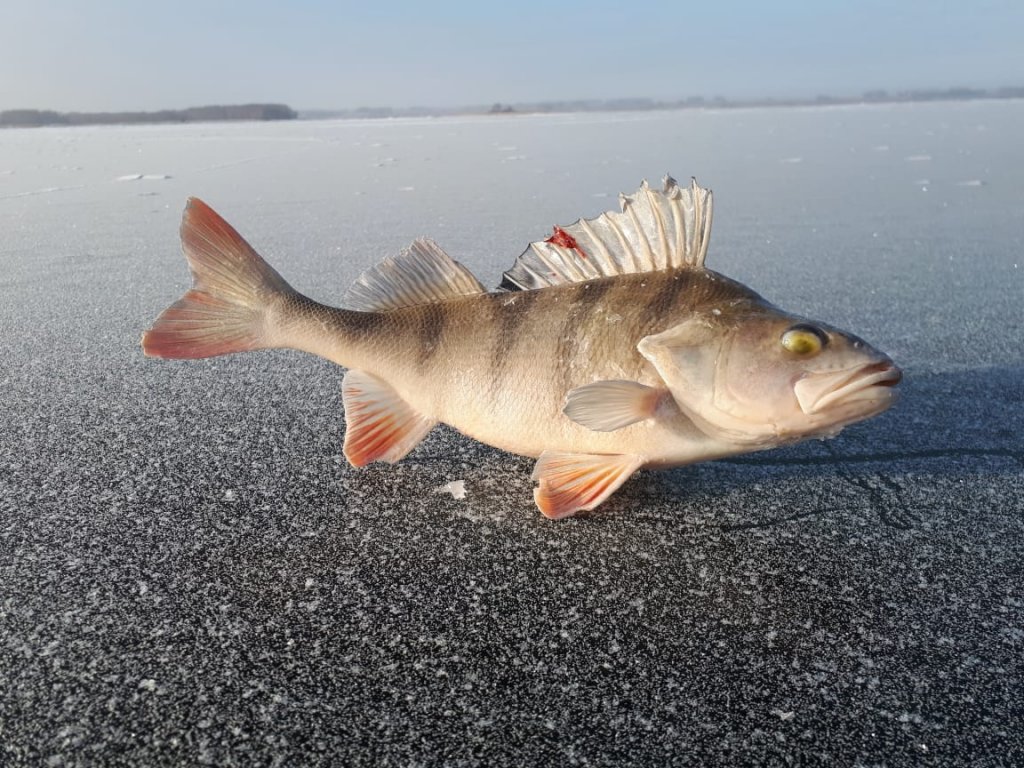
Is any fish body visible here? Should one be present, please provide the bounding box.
[279,269,745,460]
[143,177,900,518]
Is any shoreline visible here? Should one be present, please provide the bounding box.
[3,87,1022,129]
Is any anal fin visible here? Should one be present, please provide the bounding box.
[532,451,644,520]
[342,370,436,466]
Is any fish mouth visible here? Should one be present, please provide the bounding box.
[794,362,902,416]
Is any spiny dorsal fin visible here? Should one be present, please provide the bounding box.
[345,238,485,312]
[501,176,713,291]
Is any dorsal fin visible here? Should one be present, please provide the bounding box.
[345,238,485,312]
[500,176,713,291]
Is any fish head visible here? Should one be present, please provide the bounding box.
[638,304,901,446]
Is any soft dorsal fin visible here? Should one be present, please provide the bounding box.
[501,176,713,291]
[345,238,485,311]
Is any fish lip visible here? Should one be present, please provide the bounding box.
[795,362,902,415]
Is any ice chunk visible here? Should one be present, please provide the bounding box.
[434,480,466,500]
[116,173,171,181]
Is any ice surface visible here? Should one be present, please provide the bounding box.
[0,101,1022,766]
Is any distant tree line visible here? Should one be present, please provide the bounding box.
[496,87,1024,114]
[0,104,297,128]
[303,86,1024,121]
[8,86,1023,128]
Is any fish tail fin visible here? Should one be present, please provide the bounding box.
[142,198,295,359]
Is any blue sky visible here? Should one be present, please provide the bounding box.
[2,0,1022,111]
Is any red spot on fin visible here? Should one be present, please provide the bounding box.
[546,226,587,259]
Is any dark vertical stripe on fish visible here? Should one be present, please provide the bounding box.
[337,307,385,339]
[557,280,613,390]
[639,271,689,335]
[416,303,448,366]
[489,290,540,391]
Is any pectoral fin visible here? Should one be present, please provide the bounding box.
[342,370,436,466]
[532,451,644,520]
[563,380,664,432]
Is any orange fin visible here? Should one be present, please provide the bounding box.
[142,198,293,359]
[532,451,644,520]
[342,370,436,466]
[563,380,664,432]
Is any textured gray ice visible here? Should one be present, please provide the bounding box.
[1,102,1022,766]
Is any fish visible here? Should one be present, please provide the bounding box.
[142,176,901,519]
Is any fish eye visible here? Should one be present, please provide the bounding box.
[781,324,828,356]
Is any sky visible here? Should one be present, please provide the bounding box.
[1,0,1022,112]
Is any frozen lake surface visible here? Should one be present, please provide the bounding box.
[1,102,1022,765]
